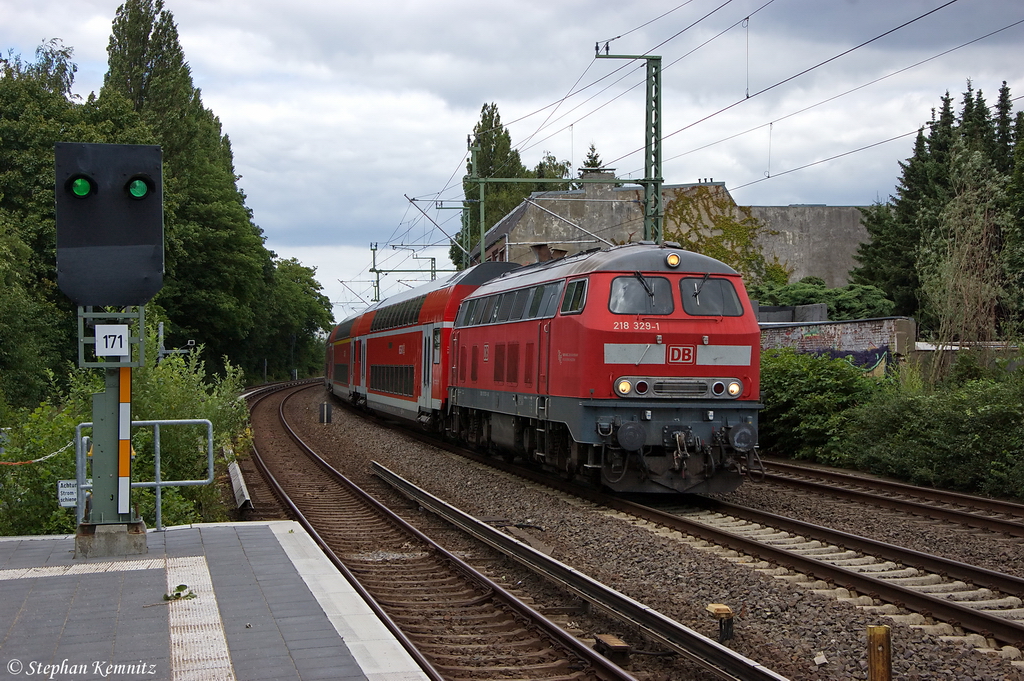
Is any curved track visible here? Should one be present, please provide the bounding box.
[247,382,636,681]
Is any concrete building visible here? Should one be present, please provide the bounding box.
[473,171,869,287]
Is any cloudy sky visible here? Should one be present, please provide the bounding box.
[3,0,1023,321]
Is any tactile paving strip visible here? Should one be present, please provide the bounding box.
[166,555,236,681]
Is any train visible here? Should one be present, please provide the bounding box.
[325,242,763,495]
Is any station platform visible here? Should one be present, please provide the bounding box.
[0,521,430,681]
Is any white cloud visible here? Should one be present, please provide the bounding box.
[3,0,1024,292]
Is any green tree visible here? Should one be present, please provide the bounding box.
[532,151,571,193]
[453,102,531,268]
[103,0,276,372]
[0,40,154,407]
[918,138,1012,349]
[580,142,604,172]
[852,83,1021,336]
[235,258,334,379]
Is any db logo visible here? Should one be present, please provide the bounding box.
[668,345,696,364]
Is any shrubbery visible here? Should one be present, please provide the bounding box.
[0,322,250,535]
[758,348,878,463]
[759,349,1024,502]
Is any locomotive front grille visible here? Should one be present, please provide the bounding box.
[652,380,708,397]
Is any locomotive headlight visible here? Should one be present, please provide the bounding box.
[665,252,681,268]
[727,381,742,396]
[616,379,633,395]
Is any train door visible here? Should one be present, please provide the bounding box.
[537,320,551,395]
[360,339,367,388]
[420,325,432,411]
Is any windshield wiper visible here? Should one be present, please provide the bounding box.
[692,272,710,304]
[634,271,654,298]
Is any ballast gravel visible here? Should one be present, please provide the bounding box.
[284,389,1022,681]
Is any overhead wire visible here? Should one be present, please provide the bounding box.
[605,0,962,169]
[514,1,776,162]
[731,89,1024,192]
[649,16,1024,172]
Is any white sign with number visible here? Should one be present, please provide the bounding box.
[94,324,130,358]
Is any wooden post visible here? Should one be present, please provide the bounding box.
[867,625,891,681]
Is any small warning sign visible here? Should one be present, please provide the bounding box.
[58,480,79,508]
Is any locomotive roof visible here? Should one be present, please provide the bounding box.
[472,243,738,295]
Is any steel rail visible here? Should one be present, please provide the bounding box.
[258,383,638,681]
[707,498,1024,598]
[762,472,1024,538]
[765,459,1024,522]
[371,461,791,681]
[609,498,1024,648]
[246,386,445,681]
[414,441,1024,648]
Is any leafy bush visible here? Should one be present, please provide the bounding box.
[844,371,1024,499]
[759,348,879,463]
[0,321,251,535]
[749,277,895,320]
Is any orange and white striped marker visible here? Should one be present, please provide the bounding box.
[118,366,131,514]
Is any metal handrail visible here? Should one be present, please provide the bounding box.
[75,418,214,530]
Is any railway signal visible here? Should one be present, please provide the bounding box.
[55,142,164,307]
[55,143,164,552]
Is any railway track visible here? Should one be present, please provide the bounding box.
[247,382,638,681]
[761,458,1024,538]
[404,435,1024,655]
[656,500,1024,650]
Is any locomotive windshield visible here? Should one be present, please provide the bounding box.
[609,275,674,314]
[680,276,744,316]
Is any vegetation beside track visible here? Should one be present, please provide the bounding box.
[760,348,1024,502]
[0,323,250,536]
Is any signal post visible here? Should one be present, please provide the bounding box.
[54,142,163,557]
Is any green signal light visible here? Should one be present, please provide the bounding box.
[127,178,149,199]
[69,176,94,198]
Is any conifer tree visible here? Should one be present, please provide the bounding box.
[853,81,1022,339]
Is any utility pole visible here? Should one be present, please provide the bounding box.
[596,45,663,243]
[463,48,664,265]
[368,243,455,301]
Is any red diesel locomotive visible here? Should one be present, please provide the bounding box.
[326,242,763,495]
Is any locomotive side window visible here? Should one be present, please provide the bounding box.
[509,288,531,320]
[496,292,516,322]
[536,281,565,317]
[609,276,674,314]
[560,279,587,315]
[680,277,744,316]
[456,299,476,327]
[527,286,546,318]
[472,297,495,325]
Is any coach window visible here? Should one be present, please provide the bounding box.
[432,327,442,363]
[680,277,744,316]
[560,279,587,315]
[609,275,673,314]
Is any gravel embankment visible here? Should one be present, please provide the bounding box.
[285,388,1023,681]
